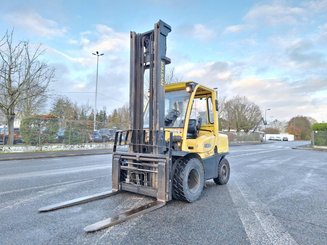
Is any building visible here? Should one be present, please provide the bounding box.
[266,133,294,141]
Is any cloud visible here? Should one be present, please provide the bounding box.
[286,40,326,68]
[304,0,327,12]
[290,78,327,94]
[229,77,327,121]
[47,24,129,68]
[5,10,67,37]
[176,60,243,86]
[224,1,327,35]
[224,24,247,34]
[49,59,129,113]
[244,3,304,26]
[86,24,129,53]
[191,24,215,41]
[173,59,327,121]
[45,24,131,112]
[317,23,327,42]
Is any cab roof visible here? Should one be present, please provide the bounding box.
[164,81,216,94]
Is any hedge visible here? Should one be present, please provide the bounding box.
[312,123,327,131]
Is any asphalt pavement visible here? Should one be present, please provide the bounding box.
[0,141,326,245]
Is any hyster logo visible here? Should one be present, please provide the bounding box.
[160,60,165,86]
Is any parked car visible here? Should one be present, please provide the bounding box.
[89,131,103,143]
[282,137,288,141]
[98,128,116,141]
[56,128,66,143]
[0,127,23,145]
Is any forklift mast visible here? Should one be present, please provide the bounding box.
[129,20,171,154]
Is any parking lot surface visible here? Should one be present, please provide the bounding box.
[0,141,326,245]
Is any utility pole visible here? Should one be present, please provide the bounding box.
[264,108,271,142]
[92,51,104,131]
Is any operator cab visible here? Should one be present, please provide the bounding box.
[143,82,220,156]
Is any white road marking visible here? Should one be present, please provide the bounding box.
[0,164,111,181]
[228,180,298,245]
[229,149,289,158]
[0,175,108,195]
[230,148,263,152]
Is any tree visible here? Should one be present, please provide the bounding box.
[0,111,5,124]
[50,97,94,143]
[264,127,280,134]
[20,114,59,145]
[269,119,287,133]
[0,30,54,144]
[96,107,108,128]
[108,104,129,129]
[287,116,312,140]
[218,95,226,130]
[165,67,183,84]
[51,97,78,122]
[79,103,92,120]
[222,96,262,132]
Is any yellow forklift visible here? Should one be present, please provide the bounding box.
[39,20,230,232]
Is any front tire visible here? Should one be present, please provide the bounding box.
[214,158,230,185]
[173,158,205,203]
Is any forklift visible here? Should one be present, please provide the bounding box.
[39,20,230,233]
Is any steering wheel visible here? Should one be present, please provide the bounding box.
[165,109,180,126]
[197,117,202,130]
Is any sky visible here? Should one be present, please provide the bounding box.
[0,0,326,122]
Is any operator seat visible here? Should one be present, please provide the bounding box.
[187,118,201,139]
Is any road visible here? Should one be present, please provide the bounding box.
[0,141,326,245]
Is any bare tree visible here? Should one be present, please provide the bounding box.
[0,111,5,124]
[0,30,54,144]
[165,67,183,84]
[17,90,48,118]
[222,96,262,132]
[108,104,129,129]
[217,95,226,118]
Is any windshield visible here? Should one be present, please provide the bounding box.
[143,90,190,128]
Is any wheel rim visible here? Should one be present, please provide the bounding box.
[221,164,228,180]
[188,169,200,193]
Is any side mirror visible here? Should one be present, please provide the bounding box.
[215,99,219,111]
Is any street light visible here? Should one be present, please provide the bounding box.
[264,108,271,142]
[92,51,104,131]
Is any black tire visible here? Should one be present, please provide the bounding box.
[173,157,205,203]
[214,158,230,185]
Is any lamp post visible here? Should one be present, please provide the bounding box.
[92,51,104,131]
[264,108,271,142]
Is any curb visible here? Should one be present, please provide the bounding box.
[0,149,113,161]
[292,145,327,152]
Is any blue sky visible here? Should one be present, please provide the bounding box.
[0,0,326,122]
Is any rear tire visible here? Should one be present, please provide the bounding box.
[213,158,230,185]
[173,157,204,203]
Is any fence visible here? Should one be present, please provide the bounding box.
[311,131,327,147]
[1,118,117,146]
[221,131,263,144]
[2,116,265,147]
